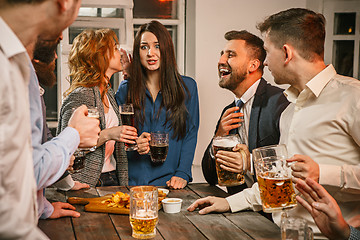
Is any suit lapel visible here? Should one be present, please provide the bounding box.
[248,78,266,152]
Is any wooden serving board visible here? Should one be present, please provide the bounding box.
[67,195,130,215]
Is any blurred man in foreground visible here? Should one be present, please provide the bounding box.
[0,0,86,238]
[30,36,95,219]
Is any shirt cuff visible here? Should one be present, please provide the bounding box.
[52,174,75,191]
[249,153,254,175]
[58,127,80,154]
[40,199,54,219]
[226,192,250,213]
[225,183,263,213]
[209,145,215,159]
[175,171,191,183]
[319,164,341,187]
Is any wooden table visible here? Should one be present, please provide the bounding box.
[38,183,280,239]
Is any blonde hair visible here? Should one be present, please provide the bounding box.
[65,29,119,99]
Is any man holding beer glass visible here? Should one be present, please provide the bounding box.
[202,30,288,194]
[190,8,360,238]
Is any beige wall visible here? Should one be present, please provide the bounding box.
[187,0,309,166]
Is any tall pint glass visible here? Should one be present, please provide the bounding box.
[212,134,245,186]
[120,104,137,151]
[129,186,158,239]
[253,144,297,213]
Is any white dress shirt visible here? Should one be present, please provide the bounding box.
[0,17,48,239]
[234,79,260,147]
[226,65,360,238]
[234,79,260,180]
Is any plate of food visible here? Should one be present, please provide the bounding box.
[67,188,169,215]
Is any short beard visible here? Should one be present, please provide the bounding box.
[33,38,59,64]
[219,70,247,91]
[32,59,57,87]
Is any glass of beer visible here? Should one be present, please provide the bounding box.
[130,186,158,239]
[252,144,297,213]
[120,103,137,151]
[149,132,169,164]
[281,217,313,240]
[77,107,100,151]
[70,150,86,173]
[70,107,100,173]
[212,134,246,186]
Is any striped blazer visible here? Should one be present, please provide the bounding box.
[57,86,128,187]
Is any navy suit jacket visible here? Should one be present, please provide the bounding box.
[202,78,289,194]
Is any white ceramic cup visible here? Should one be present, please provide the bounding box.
[161,198,182,213]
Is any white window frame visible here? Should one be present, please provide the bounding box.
[132,0,186,74]
[323,0,360,78]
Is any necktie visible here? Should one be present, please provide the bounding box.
[229,100,244,135]
[235,99,244,113]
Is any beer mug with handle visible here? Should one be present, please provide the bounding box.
[212,134,246,186]
[129,186,158,239]
[149,132,169,164]
[252,144,297,213]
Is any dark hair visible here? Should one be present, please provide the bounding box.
[128,20,189,140]
[224,30,266,72]
[257,8,326,61]
[33,37,60,64]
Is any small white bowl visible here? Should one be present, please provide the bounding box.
[161,198,182,213]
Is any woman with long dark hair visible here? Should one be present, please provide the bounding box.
[115,21,199,189]
[58,29,137,187]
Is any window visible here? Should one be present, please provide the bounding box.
[324,0,360,79]
[46,0,133,127]
[132,0,185,73]
[133,0,178,19]
[45,0,186,130]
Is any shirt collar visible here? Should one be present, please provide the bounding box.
[284,64,337,102]
[234,79,261,104]
[0,17,26,58]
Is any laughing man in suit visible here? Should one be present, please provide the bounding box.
[202,30,289,195]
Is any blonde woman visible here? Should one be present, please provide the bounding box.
[57,29,137,187]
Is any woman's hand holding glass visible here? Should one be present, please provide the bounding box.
[99,126,137,146]
[136,132,151,155]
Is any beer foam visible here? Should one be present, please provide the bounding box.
[213,138,237,148]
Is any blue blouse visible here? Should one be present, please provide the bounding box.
[115,76,199,186]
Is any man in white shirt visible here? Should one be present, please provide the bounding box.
[188,8,360,238]
[0,0,99,238]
